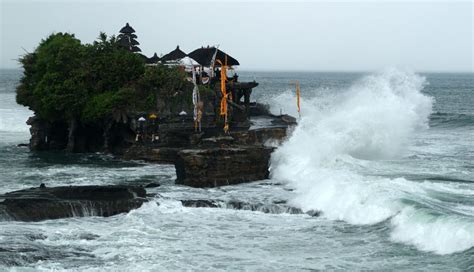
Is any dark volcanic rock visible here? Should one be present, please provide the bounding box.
[123,126,289,188]
[122,146,181,163]
[249,102,271,116]
[180,199,321,216]
[26,116,119,153]
[306,210,321,217]
[223,200,304,215]
[27,116,62,151]
[0,185,146,221]
[180,199,219,208]
[231,127,287,146]
[175,146,274,187]
[144,182,161,188]
[273,114,297,126]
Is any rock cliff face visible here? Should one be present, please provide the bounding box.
[25,102,295,188]
[120,126,290,188]
[175,146,274,187]
[27,117,68,151]
[230,127,288,146]
[27,116,138,153]
[122,146,181,164]
[26,114,217,153]
[0,186,146,221]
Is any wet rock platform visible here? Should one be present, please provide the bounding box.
[0,185,147,221]
[122,123,291,188]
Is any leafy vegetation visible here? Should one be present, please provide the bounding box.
[17,32,192,123]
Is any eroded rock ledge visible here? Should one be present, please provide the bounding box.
[180,199,321,217]
[121,126,290,188]
[175,146,274,187]
[26,106,296,188]
[0,185,146,221]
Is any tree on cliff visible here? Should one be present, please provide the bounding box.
[17,32,192,120]
[17,33,86,120]
[17,32,145,121]
[17,32,192,151]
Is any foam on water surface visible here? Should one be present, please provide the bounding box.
[270,69,474,254]
[1,69,473,270]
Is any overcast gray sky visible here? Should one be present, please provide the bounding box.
[1,0,473,72]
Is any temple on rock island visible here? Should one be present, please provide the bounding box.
[25,23,297,188]
[116,22,260,137]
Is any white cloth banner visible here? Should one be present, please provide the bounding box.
[190,60,199,121]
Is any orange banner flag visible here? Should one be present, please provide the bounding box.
[296,81,301,116]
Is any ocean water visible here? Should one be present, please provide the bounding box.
[0,68,473,271]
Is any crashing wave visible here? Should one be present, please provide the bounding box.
[270,68,474,254]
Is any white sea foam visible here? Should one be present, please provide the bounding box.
[390,207,474,255]
[270,69,474,254]
[0,108,31,133]
[0,93,32,134]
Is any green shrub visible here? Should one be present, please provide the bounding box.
[17,32,191,123]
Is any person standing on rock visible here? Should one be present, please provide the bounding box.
[136,116,146,142]
[195,101,203,132]
[179,110,187,125]
[149,113,159,143]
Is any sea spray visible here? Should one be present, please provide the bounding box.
[0,92,32,134]
[270,69,474,254]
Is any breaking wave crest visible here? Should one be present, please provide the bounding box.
[270,69,474,254]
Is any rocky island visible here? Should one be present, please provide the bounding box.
[4,23,296,220]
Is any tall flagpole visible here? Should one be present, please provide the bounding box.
[210,46,219,82]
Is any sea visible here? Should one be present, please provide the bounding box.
[0,68,473,271]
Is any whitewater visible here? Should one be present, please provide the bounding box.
[0,69,473,270]
[270,69,473,255]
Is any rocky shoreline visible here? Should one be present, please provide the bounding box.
[9,25,305,222]
[122,125,290,187]
[0,184,321,222]
[1,110,299,221]
[27,104,295,187]
[1,110,300,221]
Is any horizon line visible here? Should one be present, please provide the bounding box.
[1,67,472,74]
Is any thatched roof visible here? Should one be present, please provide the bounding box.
[161,46,187,62]
[117,35,141,52]
[117,36,131,47]
[120,23,135,34]
[118,33,137,39]
[146,53,160,64]
[187,47,239,67]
